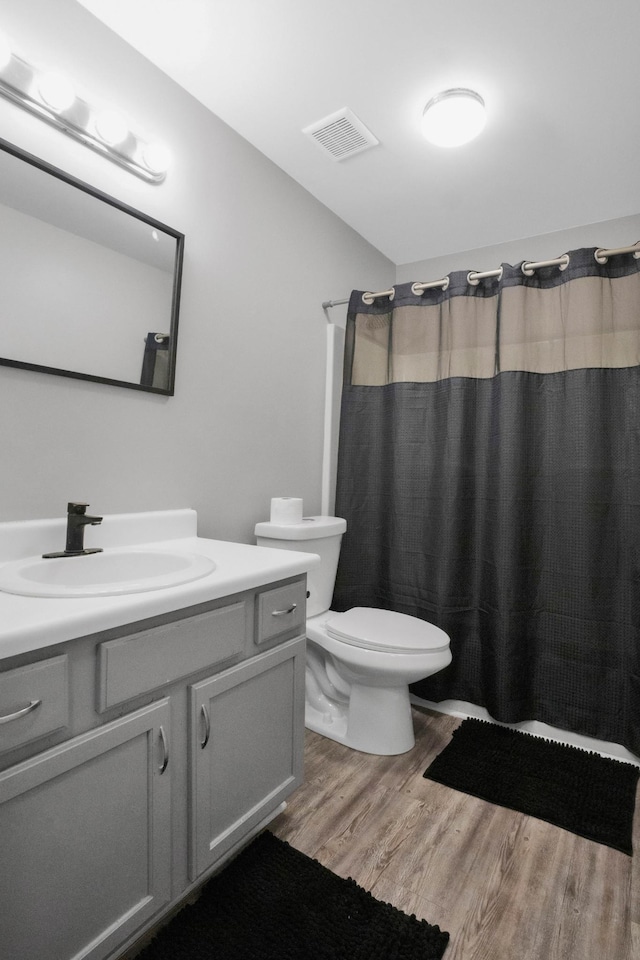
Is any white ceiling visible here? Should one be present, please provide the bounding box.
[77,0,640,265]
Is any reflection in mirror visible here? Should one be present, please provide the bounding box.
[0,137,183,394]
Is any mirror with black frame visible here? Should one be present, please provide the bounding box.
[0,137,184,395]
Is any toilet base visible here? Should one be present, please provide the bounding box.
[305,681,416,755]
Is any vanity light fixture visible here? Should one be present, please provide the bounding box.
[141,140,171,176]
[93,108,129,146]
[36,71,76,112]
[421,88,486,148]
[0,33,168,182]
[0,33,13,71]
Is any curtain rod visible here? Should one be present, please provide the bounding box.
[323,241,640,308]
[322,298,350,309]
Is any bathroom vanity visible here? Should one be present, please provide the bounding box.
[0,510,317,960]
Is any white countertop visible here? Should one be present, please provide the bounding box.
[0,510,319,660]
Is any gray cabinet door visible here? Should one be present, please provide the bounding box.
[189,637,305,879]
[0,699,171,960]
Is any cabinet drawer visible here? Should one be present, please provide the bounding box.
[256,580,306,646]
[98,602,247,710]
[0,656,69,754]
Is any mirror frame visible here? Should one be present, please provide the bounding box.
[0,136,184,396]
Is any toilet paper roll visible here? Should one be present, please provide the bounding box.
[270,497,304,524]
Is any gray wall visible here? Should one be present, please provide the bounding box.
[0,0,393,540]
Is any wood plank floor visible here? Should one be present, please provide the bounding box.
[270,705,640,960]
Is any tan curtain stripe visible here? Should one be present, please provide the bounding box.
[350,271,640,386]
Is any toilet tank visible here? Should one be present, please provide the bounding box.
[255,516,347,617]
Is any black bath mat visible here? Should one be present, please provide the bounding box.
[136,830,449,959]
[424,718,639,855]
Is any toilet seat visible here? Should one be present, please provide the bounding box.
[325,607,449,655]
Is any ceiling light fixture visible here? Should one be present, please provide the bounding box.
[422,88,486,148]
[0,33,168,182]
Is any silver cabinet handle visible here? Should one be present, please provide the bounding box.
[271,603,297,617]
[158,725,169,774]
[200,704,210,749]
[0,699,42,724]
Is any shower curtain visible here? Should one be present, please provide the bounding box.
[332,247,640,755]
[140,332,170,389]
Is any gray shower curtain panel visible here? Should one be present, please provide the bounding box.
[140,332,170,390]
[332,247,640,755]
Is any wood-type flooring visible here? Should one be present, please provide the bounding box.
[270,705,640,960]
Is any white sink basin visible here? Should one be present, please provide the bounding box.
[0,548,217,598]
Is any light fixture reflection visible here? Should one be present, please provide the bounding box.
[422,88,486,148]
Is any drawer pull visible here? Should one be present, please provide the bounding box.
[0,699,42,724]
[159,725,169,774]
[271,604,297,617]
[200,704,210,749]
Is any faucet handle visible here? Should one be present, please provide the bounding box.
[67,502,90,515]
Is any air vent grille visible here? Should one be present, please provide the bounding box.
[303,108,379,161]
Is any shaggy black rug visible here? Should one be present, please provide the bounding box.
[424,718,639,855]
[135,830,449,959]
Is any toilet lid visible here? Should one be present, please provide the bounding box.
[325,607,450,654]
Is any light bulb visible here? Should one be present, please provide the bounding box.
[142,141,170,175]
[36,71,76,112]
[94,109,129,145]
[422,89,486,148]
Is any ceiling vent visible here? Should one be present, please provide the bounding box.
[303,107,379,161]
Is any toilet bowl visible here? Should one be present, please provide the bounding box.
[255,515,452,756]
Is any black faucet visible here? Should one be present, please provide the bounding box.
[42,502,104,558]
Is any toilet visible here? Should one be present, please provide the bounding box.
[255,515,451,755]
